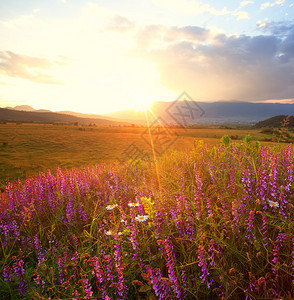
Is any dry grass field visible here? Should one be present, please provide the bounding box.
[0,123,290,185]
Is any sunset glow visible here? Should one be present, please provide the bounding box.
[1,1,294,114]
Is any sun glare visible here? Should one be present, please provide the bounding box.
[133,95,154,111]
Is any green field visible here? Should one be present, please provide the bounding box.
[0,123,291,185]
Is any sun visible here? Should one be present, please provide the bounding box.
[133,96,154,111]
[130,86,155,111]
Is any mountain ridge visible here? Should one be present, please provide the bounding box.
[106,101,294,124]
[2,101,294,125]
[0,107,129,125]
[255,115,294,128]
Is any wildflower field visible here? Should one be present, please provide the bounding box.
[0,137,293,299]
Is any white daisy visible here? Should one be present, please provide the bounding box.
[106,204,118,210]
[128,202,140,207]
[268,200,279,208]
[135,215,149,222]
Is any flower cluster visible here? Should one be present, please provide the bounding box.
[0,141,293,299]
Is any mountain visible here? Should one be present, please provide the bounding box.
[3,101,294,125]
[0,108,129,125]
[255,115,294,128]
[58,110,119,121]
[106,101,294,125]
[5,105,36,111]
[3,106,123,122]
[37,109,52,112]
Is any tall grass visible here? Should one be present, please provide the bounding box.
[0,137,293,299]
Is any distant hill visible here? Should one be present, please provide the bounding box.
[0,108,129,125]
[37,109,52,112]
[58,110,119,122]
[106,101,294,125]
[255,115,294,128]
[3,101,294,126]
[5,105,36,111]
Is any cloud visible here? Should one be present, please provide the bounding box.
[257,22,294,62]
[106,15,135,32]
[261,2,270,9]
[1,1,293,110]
[0,51,62,84]
[261,0,285,9]
[261,21,294,35]
[133,22,294,101]
[153,0,249,20]
[256,19,269,28]
[235,11,249,20]
[253,98,294,104]
[134,25,210,51]
[54,55,72,66]
[240,1,254,7]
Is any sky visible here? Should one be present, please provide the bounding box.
[0,0,294,114]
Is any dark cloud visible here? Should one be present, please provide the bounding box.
[134,23,294,101]
[279,30,294,63]
[0,51,62,84]
[257,22,294,63]
[261,21,294,36]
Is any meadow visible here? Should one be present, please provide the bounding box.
[0,123,285,186]
[0,127,293,299]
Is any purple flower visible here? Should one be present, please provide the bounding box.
[83,277,93,299]
[149,266,171,300]
[3,265,12,282]
[12,256,27,297]
[113,234,127,298]
[159,239,182,298]
[34,235,46,264]
[91,256,110,299]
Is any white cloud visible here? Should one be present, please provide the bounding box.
[236,11,249,20]
[261,0,285,9]
[261,2,270,9]
[240,1,254,8]
[106,15,135,32]
[153,0,249,20]
[256,20,267,28]
[134,25,211,52]
[0,51,62,84]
